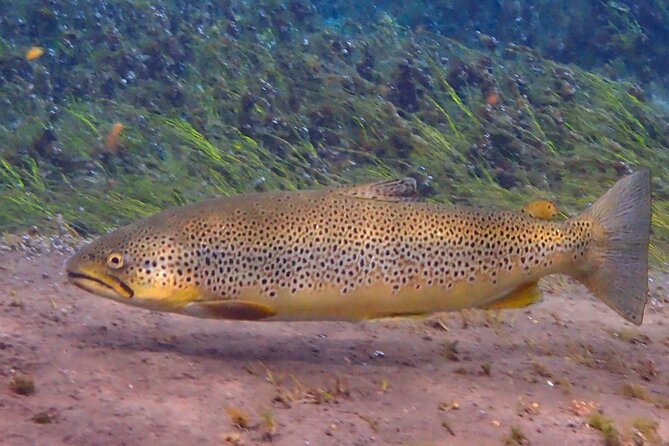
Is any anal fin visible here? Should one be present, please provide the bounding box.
[483,282,543,310]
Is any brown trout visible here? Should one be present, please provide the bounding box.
[66,170,651,324]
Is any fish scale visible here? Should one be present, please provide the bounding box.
[66,171,651,325]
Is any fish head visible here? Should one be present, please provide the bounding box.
[65,219,198,312]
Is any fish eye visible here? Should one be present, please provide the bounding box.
[106,252,125,269]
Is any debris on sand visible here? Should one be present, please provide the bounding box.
[587,413,621,446]
[225,406,251,429]
[441,418,455,436]
[379,377,390,393]
[631,418,661,445]
[9,374,35,396]
[219,432,245,446]
[357,413,380,433]
[438,400,460,411]
[609,328,652,345]
[620,382,650,401]
[568,400,599,417]
[441,340,460,361]
[259,408,277,441]
[32,411,55,424]
[503,425,529,445]
[517,399,541,418]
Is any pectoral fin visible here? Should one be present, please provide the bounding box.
[184,300,277,320]
[483,282,543,310]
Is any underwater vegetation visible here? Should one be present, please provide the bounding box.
[324,0,669,94]
[0,1,668,262]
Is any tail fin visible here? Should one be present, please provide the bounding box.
[577,169,651,325]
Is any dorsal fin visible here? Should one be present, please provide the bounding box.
[336,178,418,202]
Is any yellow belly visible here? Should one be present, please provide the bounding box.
[181,272,537,321]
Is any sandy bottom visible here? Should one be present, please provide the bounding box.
[1,251,668,446]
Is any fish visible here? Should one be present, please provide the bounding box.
[66,170,651,325]
[521,199,559,220]
[105,122,125,153]
[25,46,44,61]
[485,91,501,106]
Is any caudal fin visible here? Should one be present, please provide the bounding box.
[577,169,651,325]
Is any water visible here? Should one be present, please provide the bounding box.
[0,2,668,444]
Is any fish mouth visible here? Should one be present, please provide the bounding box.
[67,270,134,299]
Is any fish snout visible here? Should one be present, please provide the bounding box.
[64,253,134,300]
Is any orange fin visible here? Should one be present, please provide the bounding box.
[483,282,543,310]
[521,200,558,220]
[336,178,418,202]
[185,300,277,320]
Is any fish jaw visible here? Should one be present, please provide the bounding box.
[66,268,134,301]
[65,252,134,301]
[65,266,201,314]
